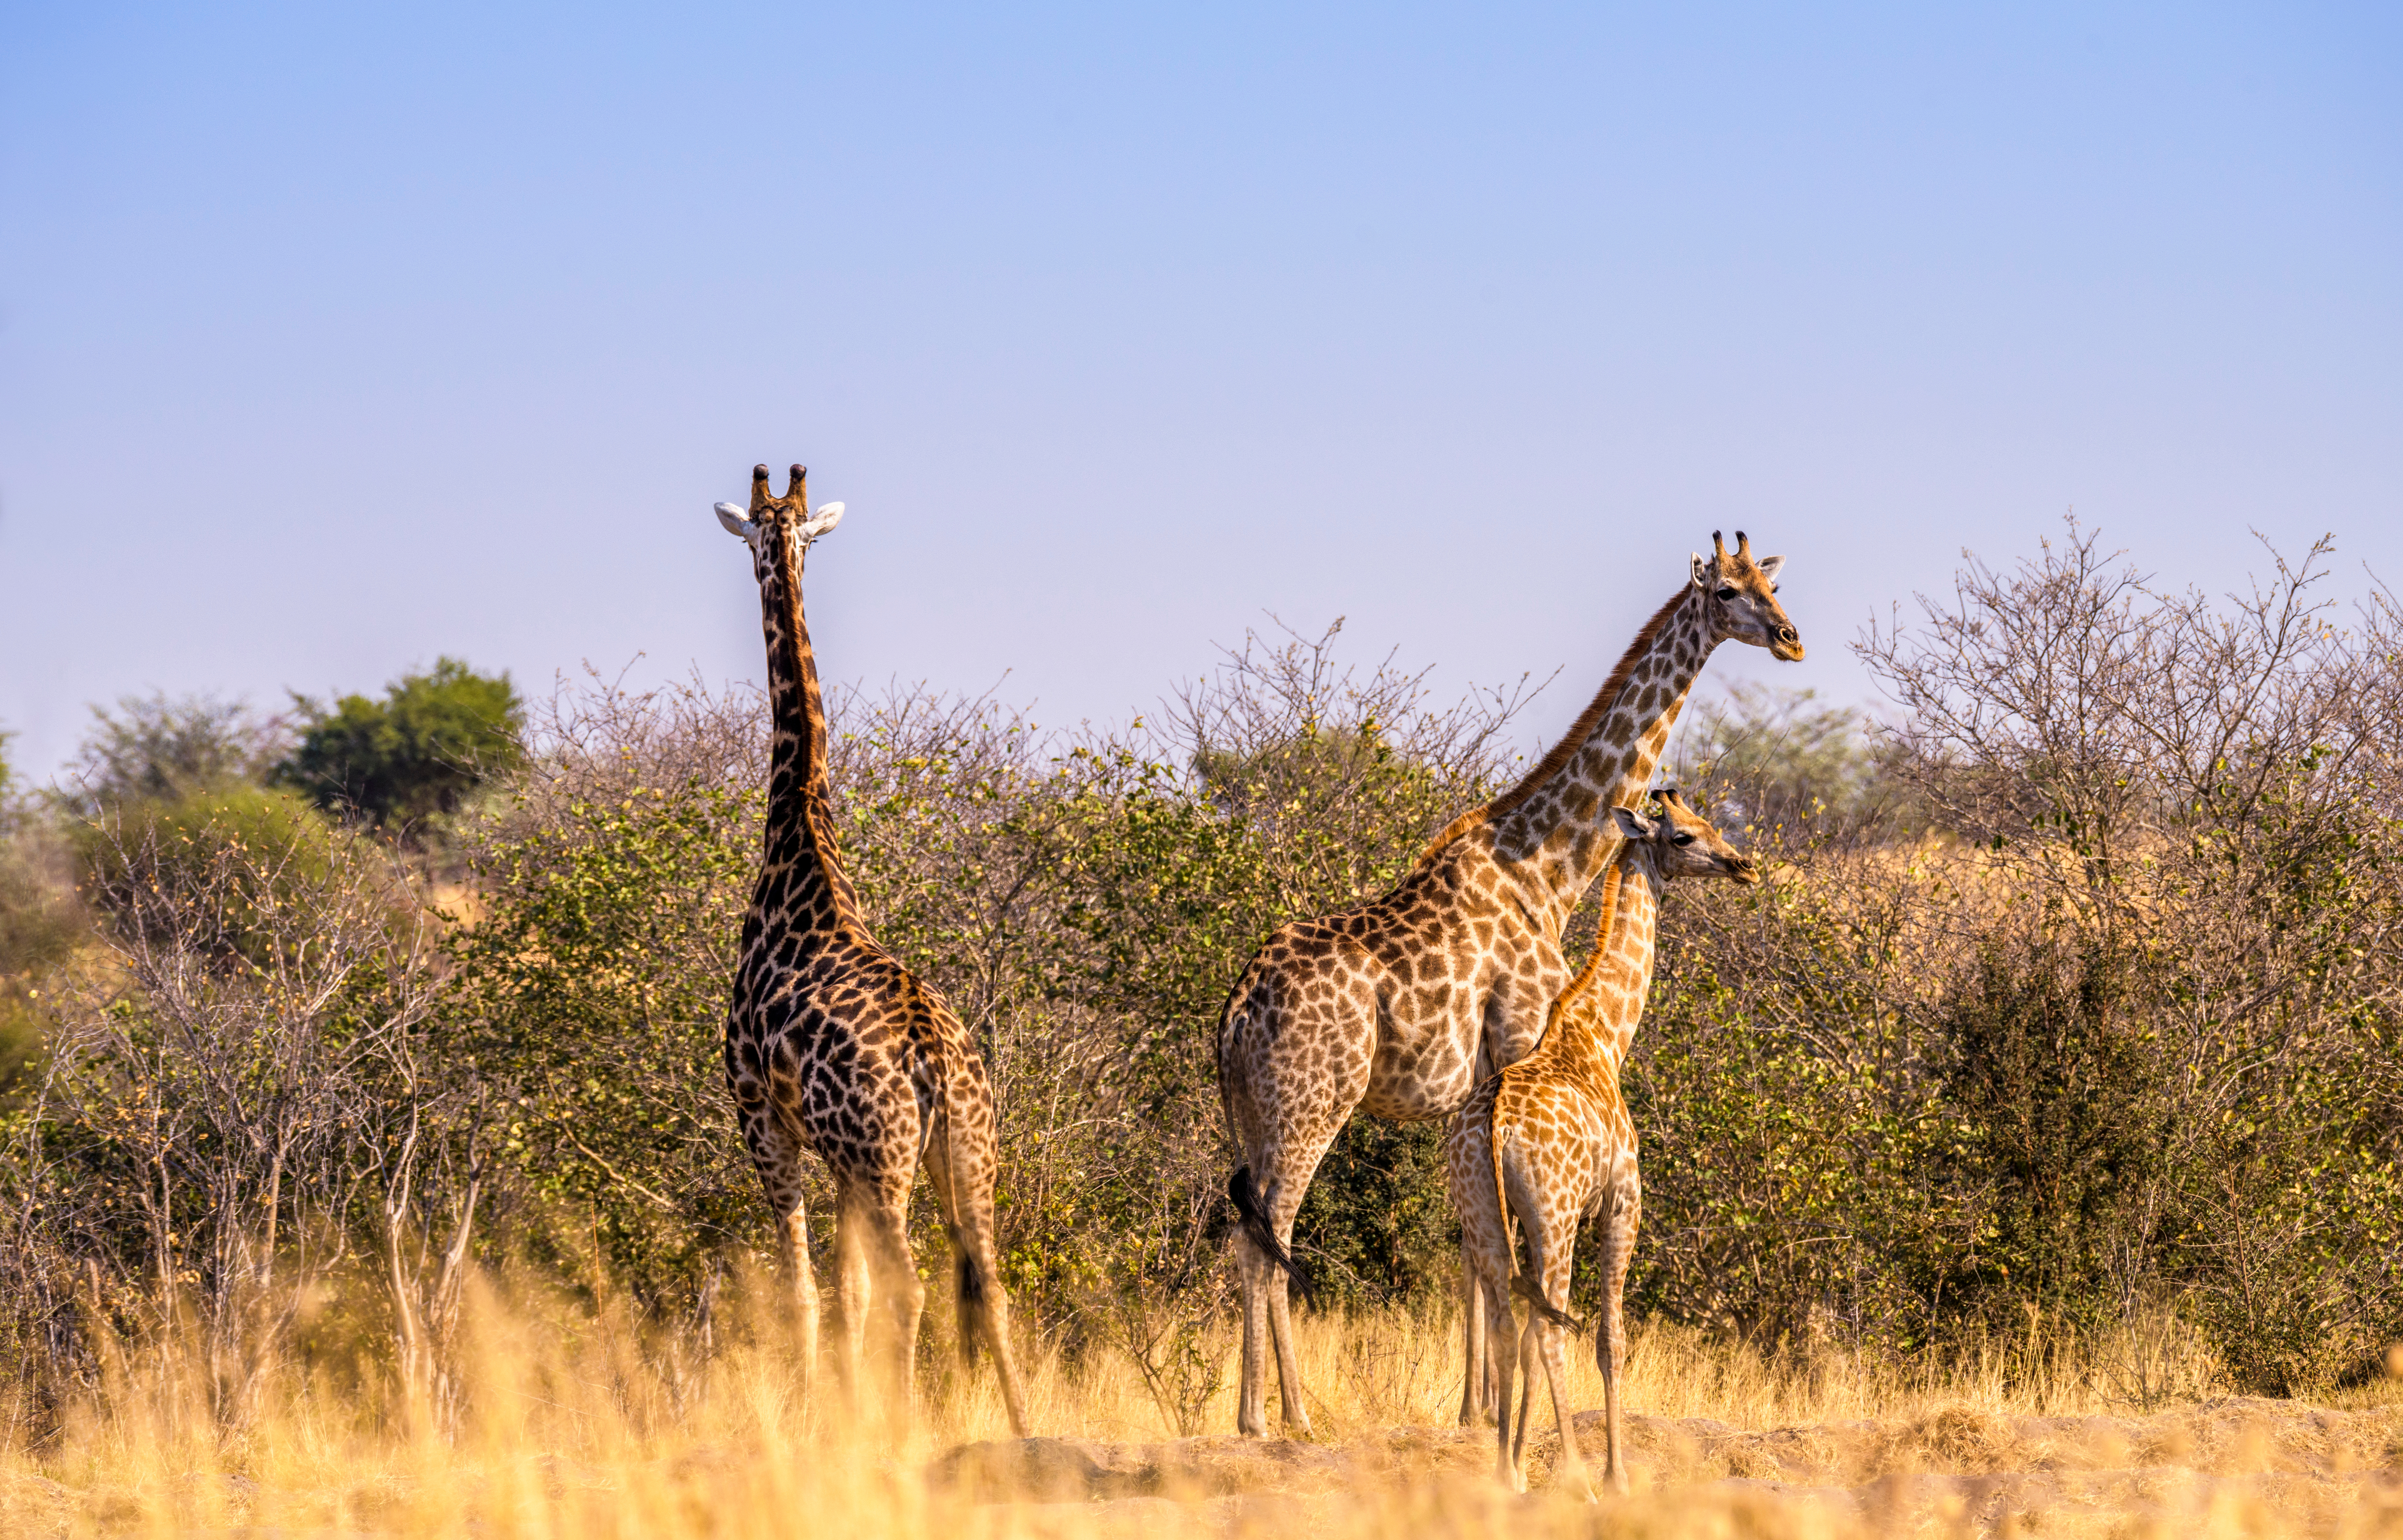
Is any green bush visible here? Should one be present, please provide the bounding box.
[1938,942,2167,1328]
[73,785,348,970]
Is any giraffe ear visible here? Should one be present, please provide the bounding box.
[1611,805,1655,840]
[715,503,757,540]
[1755,553,1786,582]
[799,501,846,541]
[1691,552,1709,587]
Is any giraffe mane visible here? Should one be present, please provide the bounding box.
[1416,586,1693,863]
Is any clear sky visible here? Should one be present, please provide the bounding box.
[3,2,2397,780]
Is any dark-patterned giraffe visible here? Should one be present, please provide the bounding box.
[1449,790,1756,1498]
[715,463,1030,1436]
[1217,532,1800,1437]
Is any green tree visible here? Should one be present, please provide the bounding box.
[283,658,525,832]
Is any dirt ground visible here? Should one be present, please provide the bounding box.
[933,1399,2403,1538]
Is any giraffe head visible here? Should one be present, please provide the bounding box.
[1609,788,1759,884]
[1691,531,1803,661]
[714,463,845,578]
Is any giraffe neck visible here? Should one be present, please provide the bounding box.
[751,522,865,939]
[1540,851,1661,1085]
[1491,588,1714,922]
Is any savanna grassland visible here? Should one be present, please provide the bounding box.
[0,526,2399,1536]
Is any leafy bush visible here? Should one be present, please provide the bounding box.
[1936,942,2167,1328]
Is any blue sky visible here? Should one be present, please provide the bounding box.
[3,2,2397,779]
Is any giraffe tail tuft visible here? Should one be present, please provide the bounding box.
[1228,1168,1311,1306]
[1510,1273,1582,1332]
[956,1247,987,1367]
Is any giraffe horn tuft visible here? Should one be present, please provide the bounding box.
[787,464,808,500]
[1735,531,1752,562]
[1711,530,1727,563]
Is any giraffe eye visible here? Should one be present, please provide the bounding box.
[1715,587,1738,601]
[1671,833,1695,846]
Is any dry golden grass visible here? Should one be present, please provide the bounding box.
[3,1278,2398,1539]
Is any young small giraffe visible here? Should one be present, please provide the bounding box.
[1447,789,1757,1498]
[716,464,1030,1436]
[1219,533,1800,1436]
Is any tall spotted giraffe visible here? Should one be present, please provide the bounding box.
[1449,790,1756,1498]
[1218,533,1801,1436]
[716,464,1030,1436]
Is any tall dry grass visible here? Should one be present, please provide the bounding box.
[6,1275,2396,1538]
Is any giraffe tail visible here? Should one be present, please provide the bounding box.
[1490,1087,1520,1308]
[1228,1168,1311,1306]
[927,1043,1000,1372]
[955,1245,987,1368]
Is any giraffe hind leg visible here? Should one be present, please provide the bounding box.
[1230,1162,1318,1437]
[1595,1182,1641,1495]
[845,1178,924,1437]
[830,1181,875,1427]
[735,1094,823,1411]
[1481,1270,1523,1492]
[1457,1249,1492,1427]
